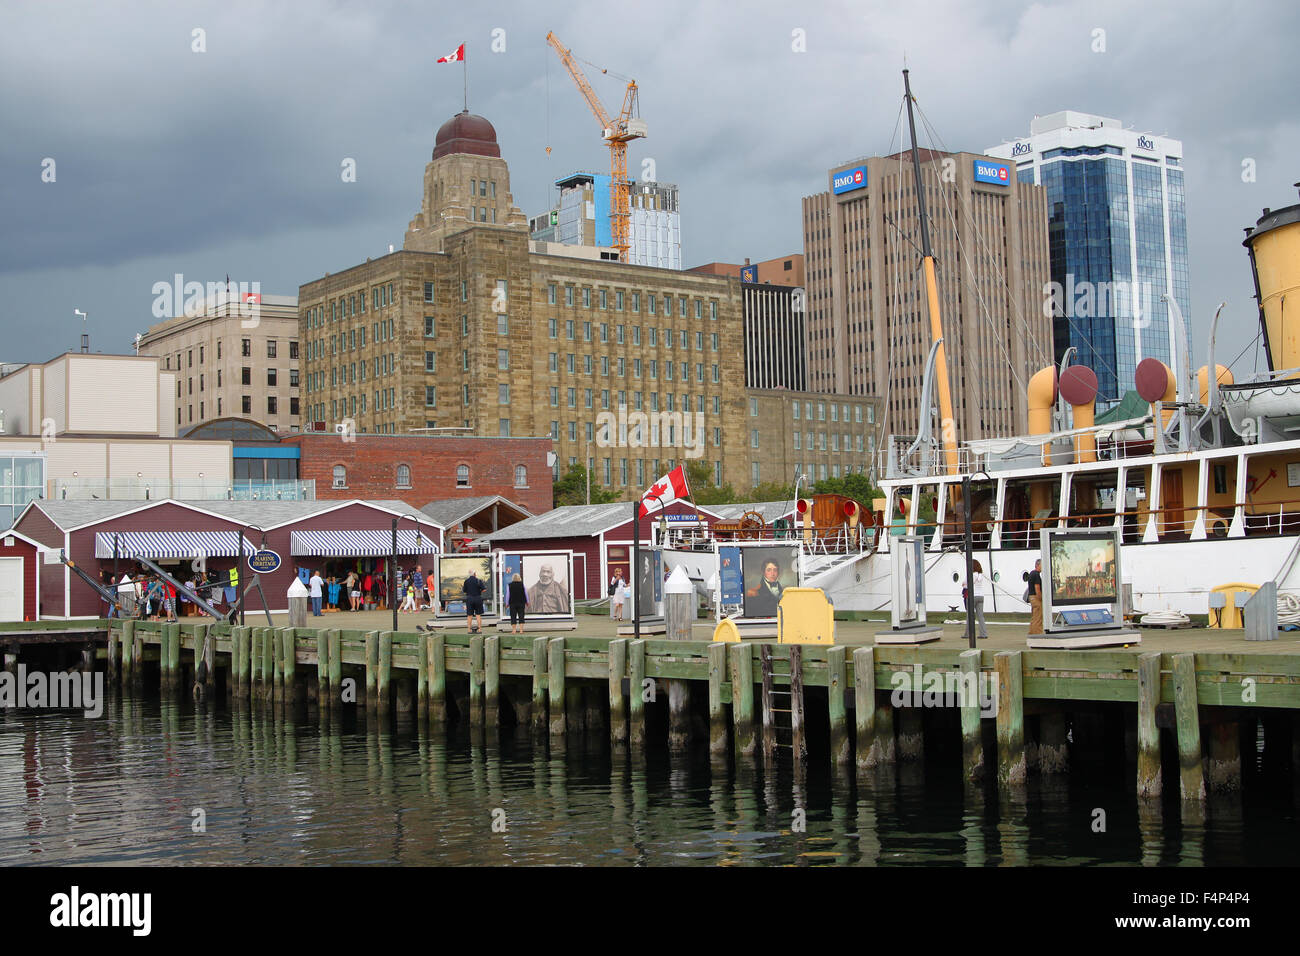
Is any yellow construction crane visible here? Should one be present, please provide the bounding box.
[545,31,647,261]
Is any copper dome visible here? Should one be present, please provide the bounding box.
[433,111,501,160]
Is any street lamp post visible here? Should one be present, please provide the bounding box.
[391,514,428,632]
[962,471,991,650]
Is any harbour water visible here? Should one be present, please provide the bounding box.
[0,695,1295,866]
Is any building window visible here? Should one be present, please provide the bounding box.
[514,465,527,488]
[426,386,437,407]
[499,418,511,436]
[426,351,437,372]
[565,286,574,307]
[267,341,277,359]
[268,368,277,386]
[751,429,759,448]
[289,369,299,387]
[456,464,470,487]
[268,397,278,415]
[548,284,556,305]
[498,348,509,370]
[548,317,557,339]
[599,290,608,310]
[242,395,251,414]
[498,314,509,335]
[583,288,592,308]
[499,384,510,404]
[332,465,347,489]
[242,338,251,357]
[753,462,761,486]
[396,464,411,488]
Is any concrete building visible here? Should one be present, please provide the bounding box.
[0,353,244,520]
[744,389,880,488]
[690,253,805,287]
[741,284,807,392]
[802,149,1052,443]
[987,112,1191,404]
[137,293,301,433]
[529,171,682,270]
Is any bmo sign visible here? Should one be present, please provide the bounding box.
[833,165,867,195]
[973,160,1011,185]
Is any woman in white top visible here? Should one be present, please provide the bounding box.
[971,560,990,640]
[610,573,627,620]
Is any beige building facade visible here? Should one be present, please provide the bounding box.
[300,110,874,499]
[746,389,881,488]
[137,295,301,433]
[803,150,1051,444]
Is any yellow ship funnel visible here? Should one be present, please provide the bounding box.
[1060,365,1099,463]
[1196,364,1234,404]
[1244,189,1300,375]
[1028,366,1058,464]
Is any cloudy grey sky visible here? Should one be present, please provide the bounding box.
[2,0,1296,379]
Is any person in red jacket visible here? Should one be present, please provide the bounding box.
[362,572,373,609]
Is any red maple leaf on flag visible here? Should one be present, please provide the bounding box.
[648,481,667,499]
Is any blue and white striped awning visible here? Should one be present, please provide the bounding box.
[95,531,253,560]
[290,529,439,557]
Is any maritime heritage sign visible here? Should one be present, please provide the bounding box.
[247,549,282,574]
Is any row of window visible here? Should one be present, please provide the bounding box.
[545,284,719,320]
[164,339,297,370]
[329,461,525,491]
[546,388,722,413]
[176,396,299,423]
[745,397,875,424]
[542,319,720,351]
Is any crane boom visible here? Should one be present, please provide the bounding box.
[545,31,646,261]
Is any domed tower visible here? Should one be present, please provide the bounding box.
[404,110,527,252]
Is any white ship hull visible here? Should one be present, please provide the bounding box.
[818,536,1300,617]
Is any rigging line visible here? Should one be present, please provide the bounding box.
[914,104,1054,374]
[1225,327,1263,375]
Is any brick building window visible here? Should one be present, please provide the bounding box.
[456,465,470,487]
[396,464,411,488]
[332,465,347,489]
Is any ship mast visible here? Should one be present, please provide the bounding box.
[903,69,959,475]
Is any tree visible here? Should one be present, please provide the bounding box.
[749,481,796,503]
[686,459,738,505]
[553,463,619,508]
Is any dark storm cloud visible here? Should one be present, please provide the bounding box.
[1,0,1296,380]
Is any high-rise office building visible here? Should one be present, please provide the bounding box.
[802,150,1052,443]
[529,172,682,270]
[987,112,1190,404]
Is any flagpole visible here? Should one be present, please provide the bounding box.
[463,46,468,112]
[632,498,640,643]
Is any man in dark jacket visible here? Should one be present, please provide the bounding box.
[463,570,487,633]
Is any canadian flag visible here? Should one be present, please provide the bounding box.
[437,43,464,63]
[639,465,691,518]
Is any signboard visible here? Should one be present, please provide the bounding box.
[973,159,1010,185]
[1136,135,1155,151]
[633,548,662,620]
[435,554,494,618]
[740,545,799,619]
[740,265,757,283]
[500,551,574,619]
[1010,141,1033,157]
[718,546,743,606]
[1287,462,1300,487]
[247,549,281,574]
[890,536,927,629]
[832,165,867,195]
[1047,531,1118,606]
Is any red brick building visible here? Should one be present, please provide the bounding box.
[283,434,553,515]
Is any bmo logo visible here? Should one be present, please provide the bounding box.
[1136,135,1155,151]
[833,165,867,195]
[973,160,1011,185]
[1010,141,1032,157]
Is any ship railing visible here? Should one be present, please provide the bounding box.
[931,501,1300,547]
[661,526,873,554]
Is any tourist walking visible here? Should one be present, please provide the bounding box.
[400,576,417,612]
[463,570,486,634]
[1027,558,1044,635]
[309,569,324,616]
[346,570,360,611]
[610,572,626,621]
[971,560,990,640]
[507,573,528,634]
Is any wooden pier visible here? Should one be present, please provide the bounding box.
[4,617,1300,802]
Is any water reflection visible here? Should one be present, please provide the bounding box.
[0,692,1293,865]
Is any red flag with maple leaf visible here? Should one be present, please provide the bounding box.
[638,465,691,518]
[436,43,465,63]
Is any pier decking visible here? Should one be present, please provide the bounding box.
[5,613,1292,804]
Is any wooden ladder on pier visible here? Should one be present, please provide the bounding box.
[760,643,806,764]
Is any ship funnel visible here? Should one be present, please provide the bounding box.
[1136,358,1177,429]
[1196,364,1233,405]
[1060,365,1099,463]
[1028,365,1059,464]
[1243,194,1300,375]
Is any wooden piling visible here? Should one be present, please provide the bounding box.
[1136,652,1163,797]
[327,630,342,710]
[897,711,924,762]
[531,636,548,733]
[200,624,215,691]
[1037,714,1069,774]
[790,644,807,764]
[828,646,849,768]
[1206,721,1242,792]
[416,632,429,721]
[853,647,884,769]
[469,634,484,729]
[120,620,134,686]
[609,639,629,747]
[1171,652,1205,802]
[107,623,120,679]
[628,639,647,749]
[364,631,379,714]
[995,650,1026,789]
[250,627,263,696]
[547,637,566,736]
[485,635,501,728]
[958,649,984,781]
[428,633,446,725]
[707,642,728,757]
[280,628,295,702]
[131,623,144,689]
[728,642,755,758]
[261,625,274,702]
[316,629,330,703]
[663,577,692,752]
[759,643,776,759]
[378,631,393,715]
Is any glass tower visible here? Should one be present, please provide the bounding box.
[990,113,1190,405]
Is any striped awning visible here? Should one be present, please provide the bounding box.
[290,529,438,557]
[95,531,252,560]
